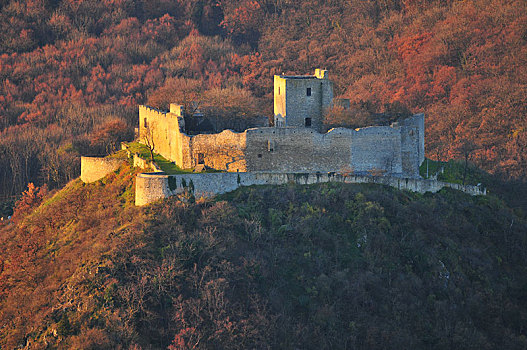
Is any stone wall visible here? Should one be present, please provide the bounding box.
[245,126,406,175]
[132,153,162,171]
[350,126,402,174]
[138,105,191,168]
[135,172,173,206]
[190,130,248,171]
[80,157,124,183]
[139,104,424,177]
[399,113,425,177]
[135,171,486,206]
[245,127,350,172]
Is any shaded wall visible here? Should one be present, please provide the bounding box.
[135,172,486,206]
[139,105,424,178]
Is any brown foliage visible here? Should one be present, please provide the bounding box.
[0,0,526,201]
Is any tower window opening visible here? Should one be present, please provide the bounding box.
[268,140,274,152]
[197,153,204,164]
[144,118,148,128]
[305,118,312,127]
[306,87,311,96]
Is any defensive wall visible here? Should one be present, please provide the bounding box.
[135,171,487,206]
[139,104,425,177]
[80,157,124,183]
[244,126,406,174]
[139,105,191,167]
[138,68,424,178]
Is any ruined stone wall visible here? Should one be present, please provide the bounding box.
[399,113,425,177]
[139,104,423,177]
[245,127,352,172]
[80,157,124,183]
[135,172,173,206]
[244,126,404,175]
[138,105,192,168]
[135,171,486,206]
[351,126,403,174]
[190,130,248,171]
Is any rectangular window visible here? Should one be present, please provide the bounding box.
[306,87,311,96]
[305,118,312,127]
[144,118,148,128]
[197,153,204,164]
[278,87,280,95]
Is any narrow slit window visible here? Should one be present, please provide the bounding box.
[278,87,280,95]
[197,153,204,164]
[306,87,311,96]
[268,140,274,152]
[144,118,148,128]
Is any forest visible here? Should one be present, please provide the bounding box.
[0,163,526,349]
[0,0,526,207]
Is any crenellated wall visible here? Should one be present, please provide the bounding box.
[138,69,424,178]
[138,104,425,177]
[135,171,486,206]
[138,105,191,168]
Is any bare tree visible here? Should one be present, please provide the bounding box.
[142,121,157,163]
[454,139,477,185]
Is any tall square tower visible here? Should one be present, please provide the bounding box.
[274,69,333,131]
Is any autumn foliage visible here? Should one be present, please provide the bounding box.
[0,0,526,200]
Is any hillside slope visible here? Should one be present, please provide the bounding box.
[0,165,526,349]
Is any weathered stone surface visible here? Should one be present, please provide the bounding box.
[273,70,333,130]
[190,130,247,171]
[80,157,124,183]
[135,172,486,206]
[134,69,428,204]
[137,69,425,178]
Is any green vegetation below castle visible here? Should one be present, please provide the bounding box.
[0,164,526,349]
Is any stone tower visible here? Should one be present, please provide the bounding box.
[273,69,333,131]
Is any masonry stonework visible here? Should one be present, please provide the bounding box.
[138,69,424,178]
[80,157,124,183]
[135,172,486,206]
[190,130,247,171]
[129,69,439,204]
[274,69,333,130]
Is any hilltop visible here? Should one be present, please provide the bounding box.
[1,0,526,204]
[1,164,526,349]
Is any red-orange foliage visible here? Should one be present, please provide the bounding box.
[90,118,133,154]
[221,1,263,46]
[12,183,48,221]
[0,0,526,202]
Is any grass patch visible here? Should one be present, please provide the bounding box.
[124,142,152,159]
[124,142,222,174]
[107,149,129,159]
[155,156,193,174]
[420,158,490,186]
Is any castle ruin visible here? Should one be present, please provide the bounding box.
[138,69,425,178]
[80,69,488,204]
